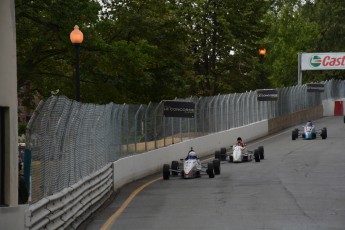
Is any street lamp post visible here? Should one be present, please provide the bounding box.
[258,48,266,64]
[258,48,267,88]
[70,25,84,102]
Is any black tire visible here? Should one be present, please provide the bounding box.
[312,133,316,139]
[258,146,264,160]
[207,162,215,178]
[321,128,327,139]
[213,159,221,175]
[323,127,327,138]
[220,147,227,161]
[229,156,233,163]
[254,149,260,162]
[215,150,221,160]
[171,161,179,175]
[292,130,296,140]
[163,164,170,180]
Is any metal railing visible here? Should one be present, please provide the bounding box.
[25,163,113,230]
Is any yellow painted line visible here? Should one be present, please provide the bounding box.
[100,177,162,230]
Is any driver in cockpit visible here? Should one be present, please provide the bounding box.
[186,147,198,160]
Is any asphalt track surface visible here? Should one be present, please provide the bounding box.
[85,116,345,230]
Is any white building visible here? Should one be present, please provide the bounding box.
[0,0,27,229]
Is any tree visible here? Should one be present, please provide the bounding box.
[264,0,320,86]
[302,0,345,82]
[16,0,101,105]
[94,0,192,103]
[175,0,271,96]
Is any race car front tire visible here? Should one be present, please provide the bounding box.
[215,150,221,160]
[312,133,316,139]
[321,128,327,139]
[292,130,296,140]
[258,146,264,160]
[254,149,260,162]
[213,159,221,175]
[163,164,170,180]
[229,156,233,163]
[220,147,227,161]
[207,162,215,178]
[323,127,327,138]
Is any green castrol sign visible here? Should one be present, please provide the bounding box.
[301,53,345,70]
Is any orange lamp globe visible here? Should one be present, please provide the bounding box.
[259,48,266,56]
[70,25,84,44]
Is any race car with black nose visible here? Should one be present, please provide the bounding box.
[163,155,220,180]
[292,121,327,140]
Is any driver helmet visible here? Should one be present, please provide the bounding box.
[189,150,196,157]
[306,121,312,126]
[237,137,242,142]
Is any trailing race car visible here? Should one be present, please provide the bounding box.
[228,144,264,163]
[292,121,327,140]
[163,155,220,180]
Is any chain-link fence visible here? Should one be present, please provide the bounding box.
[26,79,345,203]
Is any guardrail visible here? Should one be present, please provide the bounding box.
[25,163,113,230]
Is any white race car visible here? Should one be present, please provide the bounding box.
[163,155,220,180]
[228,145,264,163]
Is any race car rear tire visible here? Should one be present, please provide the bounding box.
[207,163,215,178]
[213,159,221,175]
[171,161,179,175]
[258,146,264,160]
[254,149,260,162]
[163,164,170,180]
[220,147,227,161]
[215,150,221,160]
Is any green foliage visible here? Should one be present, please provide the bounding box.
[176,0,271,95]
[16,0,345,105]
[18,123,27,136]
[265,0,345,86]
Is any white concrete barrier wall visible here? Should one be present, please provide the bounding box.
[322,98,345,116]
[113,120,268,190]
